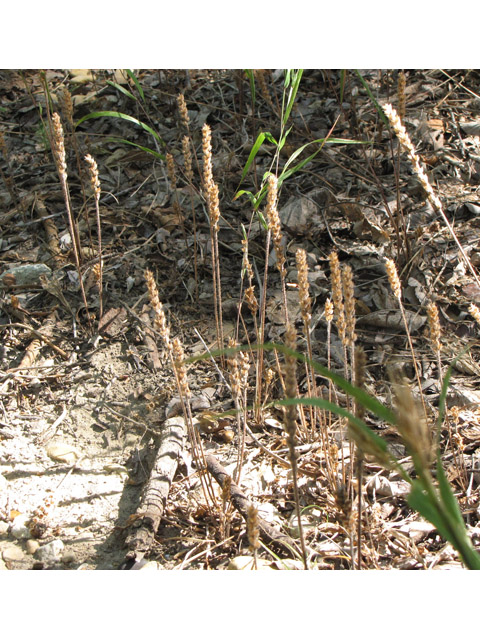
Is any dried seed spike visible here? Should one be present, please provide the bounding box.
[296,248,311,324]
[383,103,443,212]
[385,258,401,299]
[85,154,101,201]
[247,504,260,551]
[182,135,193,183]
[266,175,286,277]
[52,112,67,178]
[172,337,191,398]
[329,251,345,340]
[202,123,213,193]
[325,298,334,324]
[342,264,356,347]
[177,94,190,129]
[166,153,177,190]
[144,269,171,348]
[469,303,480,327]
[427,302,441,354]
[208,181,221,231]
[245,285,258,315]
[59,86,74,129]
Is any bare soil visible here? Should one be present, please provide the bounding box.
[1,69,480,570]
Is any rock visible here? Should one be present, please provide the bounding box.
[0,557,7,570]
[11,514,32,540]
[398,520,436,543]
[138,561,161,570]
[0,263,52,289]
[35,539,64,564]
[26,539,40,555]
[2,545,24,562]
[46,442,81,465]
[61,551,75,564]
[0,521,9,539]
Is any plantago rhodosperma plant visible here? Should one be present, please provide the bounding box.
[383,102,480,291]
[385,257,428,421]
[202,124,224,366]
[84,153,103,324]
[283,323,308,569]
[296,247,317,436]
[145,269,216,509]
[181,134,199,302]
[51,112,91,331]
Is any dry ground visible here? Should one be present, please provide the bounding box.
[1,69,480,570]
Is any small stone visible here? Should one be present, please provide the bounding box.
[11,514,32,540]
[35,539,64,564]
[138,560,160,570]
[26,539,40,555]
[46,442,81,465]
[227,556,274,570]
[2,545,24,562]
[0,521,9,539]
[61,551,75,564]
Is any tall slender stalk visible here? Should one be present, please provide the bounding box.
[51,112,91,332]
[84,154,103,324]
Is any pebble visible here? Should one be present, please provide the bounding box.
[61,550,75,564]
[11,514,32,540]
[35,539,64,564]
[138,560,161,570]
[46,442,81,465]
[26,539,40,555]
[0,521,9,539]
[2,545,24,562]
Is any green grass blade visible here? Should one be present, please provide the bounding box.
[108,137,165,160]
[105,80,137,101]
[436,453,467,530]
[283,69,303,126]
[407,481,451,541]
[126,69,145,102]
[75,111,165,146]
[354,70,390,127]
[238,132,266,185]
[279,137,370,185]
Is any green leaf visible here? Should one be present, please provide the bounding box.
[239,132,266,184]
[105,80,137,101]
[279,137,370,185]
[107,137,165,160]
[126,69,145,102]
[354,70,390,127]
[75,111,165,147]
[283,69,303,127]
[436,454,466,530]
[407,481,451,540]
